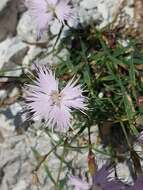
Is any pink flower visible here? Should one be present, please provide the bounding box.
[68,176,90,190]
[92,164,125,190]
[130,175,143,190]
[69,164,125,190]
[25,67,87,131]
[26,0,73,37]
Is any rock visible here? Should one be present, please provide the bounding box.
[3,160,21,185]
[78,1,103,26]
[22,46,45,69]
[17,12,37,42]
[116,162,132,183]
[0,0,18,42]
[0,114,15,134]
[76,0,132,28]
[0,130,5,143]
[0,0,10,11]
[0,90,7,100]
[0,37,28,76]
[9,103,22,116]
[9,46,28,65]
[36,48,69,66]
[17,12,49,42]
[12,180,30,190]
[80,0,97,9]
[50,19,62,36]
[9,87,19,98]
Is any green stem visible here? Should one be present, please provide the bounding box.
[120,121,131,149]
[55,142,67,190]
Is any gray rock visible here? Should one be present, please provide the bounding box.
[0,0,18,42]
[0,37,28,76]
[10,103,22,116]
[22,46,45,69]
[12,180,30,190]
[0,90,7,100]
[80,0,97,9]
[76,0,132,28]
[0,0,10,11]
[17,12,49,42]
[50,19,62,36]
[9,46,29,66]
[17,12,37,42]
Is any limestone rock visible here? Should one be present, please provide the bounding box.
[0,37,28,76]
[0,0,18,42]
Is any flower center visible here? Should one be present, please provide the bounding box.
[51,90,62,106]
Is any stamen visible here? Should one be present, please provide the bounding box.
[51,90,62,106]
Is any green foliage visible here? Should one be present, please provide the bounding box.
[43,27,143,188]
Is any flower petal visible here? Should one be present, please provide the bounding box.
[26,92,52,120]
[47,105,72,131]
[131,175,143,190]
[26,0,53,37]
[55,0,73,23]
[69,176,90,190]
[61,78,87,110]
[46,0,58,5]
[35,67,58,94]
